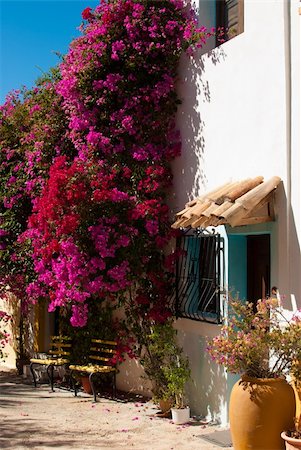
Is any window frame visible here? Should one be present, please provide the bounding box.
[216,0,244,45]
[172,229,225,324]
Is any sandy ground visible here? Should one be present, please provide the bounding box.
[0,367,232,450]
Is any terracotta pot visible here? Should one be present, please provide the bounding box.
[229,376,295,450]
[159,399,172,413]
[281,432,301,450]
[171,406,190,425]
[81,376,92,394]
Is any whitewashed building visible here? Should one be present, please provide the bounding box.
[119,0,301,425]
[167,0,301,424]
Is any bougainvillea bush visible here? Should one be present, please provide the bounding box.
[0,0,211,363]
[0,70,75,302]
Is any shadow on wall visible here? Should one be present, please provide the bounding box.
[177,329,227,423]
[200,351,227,423]
[0,294,33,371]
[171,45,227,211]
[116,356,152,399]
[275,184,301,309]
[287,207,301,308]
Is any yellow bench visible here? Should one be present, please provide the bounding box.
[69,339,117,402]
[30,335,71,391]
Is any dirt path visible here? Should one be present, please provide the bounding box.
[0,368,231,449]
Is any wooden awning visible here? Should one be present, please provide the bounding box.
[172,176,282,229]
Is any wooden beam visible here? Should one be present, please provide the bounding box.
[268,192,275,220]
[243,192,273,218]
[233,216,274,226]
[236,176,281,211]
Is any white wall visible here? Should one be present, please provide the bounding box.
[172,0,288,209]
[0,297,17,369]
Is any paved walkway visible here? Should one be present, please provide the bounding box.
[0,367,232,449]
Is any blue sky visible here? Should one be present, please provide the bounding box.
[0,0,99,103]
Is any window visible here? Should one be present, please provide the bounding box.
[216,0,244,43]
[172,230,224,324]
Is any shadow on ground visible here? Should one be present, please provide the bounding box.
[0,417,80,449]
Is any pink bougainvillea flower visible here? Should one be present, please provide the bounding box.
[82,7,92,20]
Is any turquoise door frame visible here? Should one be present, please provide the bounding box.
[226,234,248,416]
[228,235,248,301]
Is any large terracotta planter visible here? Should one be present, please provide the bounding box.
[229,375,295,450]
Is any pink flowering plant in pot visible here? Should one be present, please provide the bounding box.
[282,309,301,444]
[207,297,301,379]
[207,297,301,447]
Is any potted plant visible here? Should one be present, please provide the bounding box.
[207,296,301,450]
[282,317,301,450]
[281,426,301,450]
[79,375,92,394]
[140,321,191,419]
[163,354,191,424]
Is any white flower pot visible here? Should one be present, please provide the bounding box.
[171,406,190,424]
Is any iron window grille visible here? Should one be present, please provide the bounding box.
[171,229,225,324]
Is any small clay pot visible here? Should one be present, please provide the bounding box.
[81,376,92,394]
[281,431,301,449]
[159,399,172,413]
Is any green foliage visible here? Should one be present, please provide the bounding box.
[163,357,190,409]
[140,320,190,407]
